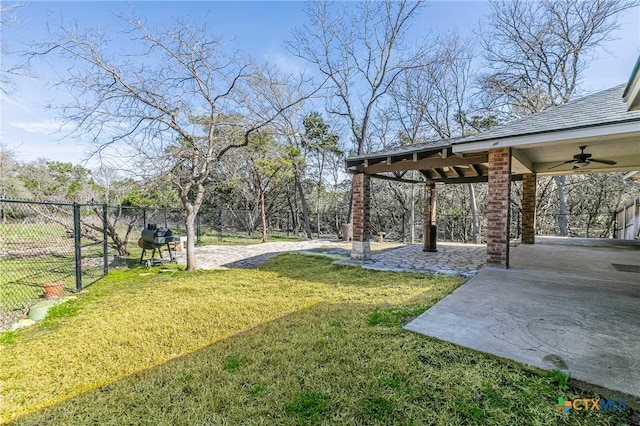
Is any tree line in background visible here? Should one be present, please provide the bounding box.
[2,0,639,269]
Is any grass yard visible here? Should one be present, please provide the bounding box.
[0,255,634,425]
[197,232,311,245]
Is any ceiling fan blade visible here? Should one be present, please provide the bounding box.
[547,159,576,170]
[589,158,617,165]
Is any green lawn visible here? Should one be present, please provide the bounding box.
[0,255,634,425]
[196,231,310,245]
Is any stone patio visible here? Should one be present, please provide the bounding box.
[174,240,333,269]
[334,242,486,276]
[176,240,486,276]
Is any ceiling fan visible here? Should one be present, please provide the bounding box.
[548,145,617,170]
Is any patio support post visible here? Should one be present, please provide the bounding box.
[423,183,437,252]
[351,172,371,260]
[487,147,512,268]
[522,173,537,244]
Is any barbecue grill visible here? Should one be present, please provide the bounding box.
[139,224,181,266]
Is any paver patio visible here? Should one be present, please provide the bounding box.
[176,240,486,276]
[334,242,485,276]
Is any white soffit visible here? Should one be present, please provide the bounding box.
[452,121,640,153]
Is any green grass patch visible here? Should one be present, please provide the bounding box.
[361,396,395,422]
[0,331,17,345]
[222,355,248,372]
[367,304,428,327]
[248,383,266,398]
[297,250,348,261]
[45,299,80,320]
[1,254,633,425]
[197,231,309,246]
[285,391,331,424]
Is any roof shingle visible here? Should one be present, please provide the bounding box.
[455,84,640,145]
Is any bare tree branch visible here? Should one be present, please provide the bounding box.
[30,16,314,269]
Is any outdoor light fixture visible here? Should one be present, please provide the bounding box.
[574,160,590,168]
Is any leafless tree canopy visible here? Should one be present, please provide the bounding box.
[288,0,428,155]
[32,16,312,269]
[391,32,477,142]
[1,3,26,94]
[479,0,637,116]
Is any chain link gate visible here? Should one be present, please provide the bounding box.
[0,199,109,328]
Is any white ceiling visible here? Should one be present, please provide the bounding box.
[510,132,640,176]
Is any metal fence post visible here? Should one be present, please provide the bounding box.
[73,202,82,292]
[196,214,201,244]
[103,203,109,275]
[164,207,168,229]
[143,208,147,229]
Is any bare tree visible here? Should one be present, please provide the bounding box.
[391,32,483,242]
[479,0,636,235]
[0,3,25,94]
[479,0,637,115]
[288,1,429,228]
[289,1,427,156]
[32,17,311,269]
[0,144,29,203]
[269,93,314,239]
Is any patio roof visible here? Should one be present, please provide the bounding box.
[345,137,496,184]
[346,84,640,181]
[623,55,640,111]
[454,85,640,146]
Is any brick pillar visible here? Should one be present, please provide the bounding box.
[423,184,437,252]
[351,173,371,260]
[487,147,512,268]
[521,173,537,244]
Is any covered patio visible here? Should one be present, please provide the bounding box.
[345,83,640,267]
[404,237,640,397]
[345,59,640,397]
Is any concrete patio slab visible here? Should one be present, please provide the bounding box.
[404,240,640,397]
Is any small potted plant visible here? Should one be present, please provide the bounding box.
[43,280,66,299]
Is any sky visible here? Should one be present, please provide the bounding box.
[1,1,639,168]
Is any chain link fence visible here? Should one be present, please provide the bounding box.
[1,197,620,328]
[369,206,617,244]
[0,200,109,328]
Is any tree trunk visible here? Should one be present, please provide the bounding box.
[468,183,479,243]
[346,178,354,225]
[316,152,326,238]
[185,208,197,270]
[260,189,267,243]
[296,175,313,239]
[286,182,298,235]
[554,176,568,236]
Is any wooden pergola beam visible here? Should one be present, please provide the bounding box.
[434,168,447,178]
[363,153,489,174]
[368,173,424,184]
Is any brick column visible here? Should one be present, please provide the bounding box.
[351,173,371,260]
[487,147,512,268]
[423,184,437,252]
[521,173,537,244]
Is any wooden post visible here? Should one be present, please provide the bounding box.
[423,183,437,252]
[521,173,536,244]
